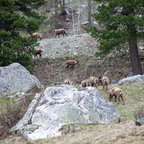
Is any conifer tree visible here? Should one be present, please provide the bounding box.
[90,0,144,75]
[0,0,45,71]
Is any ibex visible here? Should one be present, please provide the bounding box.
[35,49,44,58]
[106,87,124,105]
[98,70,110,90]
[64,79,73,85]
[54,29,68,38]
[32,33,43,40]
[65,60,79,69]
[89,76,99,88]
[81,79,94,87]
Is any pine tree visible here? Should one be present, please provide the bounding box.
[90,0,144,75]
[0,0,45,71]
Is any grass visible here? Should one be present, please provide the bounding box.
[1,82,144,144]
[98,82,144,121]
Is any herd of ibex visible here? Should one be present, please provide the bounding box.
[64,60,124,105]
[30,29,124,105]
[29,28,68,58]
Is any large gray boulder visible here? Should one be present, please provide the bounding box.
[10,85,120,140]
[118,75,144,85]
[0,63,41,97]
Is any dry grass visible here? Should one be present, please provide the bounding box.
[1,82,144,144]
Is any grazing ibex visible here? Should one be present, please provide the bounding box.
[89,76,99,88]
[54,29,68,38]
[106,87,124,105]
[65,60,79,69]
[64,79,74,85]
[81,79,94,87]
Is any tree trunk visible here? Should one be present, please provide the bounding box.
[124,7,143,75]
[54,0,58,15]
[87,0,92,27]
[59,0,66,15]
[128,25,143,75]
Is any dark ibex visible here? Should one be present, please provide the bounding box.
[35,49,44,58]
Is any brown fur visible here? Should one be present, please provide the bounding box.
[107,87,124,105]
[64,79,73,85]
[54,29,68,38]
[81,79,94,87]
[65,60,79,68]
[35,49,44,58]
[32,33,43,40]
[89,76,99,88]
[98,70,110,87]
[102,76,109,91]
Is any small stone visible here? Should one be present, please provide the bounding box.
[135,118,144,126]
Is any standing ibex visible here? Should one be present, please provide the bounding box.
[98,70,110,90]
[35,49,44,58]
[106,87,124,105]
[53,29,68,38]
[65,60,79,69]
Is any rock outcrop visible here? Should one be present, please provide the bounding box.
[10,85,120,140]
[0,63,41,97]
[118,75,144,85]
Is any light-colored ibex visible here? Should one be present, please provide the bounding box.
[106,87,124,105]
[81,79,93,87]
[98,70,110,90]
[102,76,109,91]
[89,76,99,88]
[65,60,79,69]
[64,79,73,85]
[54,29,68,38]
[32,33,43,40]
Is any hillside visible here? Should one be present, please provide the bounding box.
[1,0,144,143]
[1,82,144,144]
[37,34,98,58]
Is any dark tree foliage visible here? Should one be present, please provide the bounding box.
[0,0,45,71]
[90,0,144,75]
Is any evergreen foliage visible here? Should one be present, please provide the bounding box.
[90,0,144,74]
[0,0,45,71]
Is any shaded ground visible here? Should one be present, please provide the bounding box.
[32,55,144,85]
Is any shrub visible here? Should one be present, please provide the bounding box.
[0,95,33,139]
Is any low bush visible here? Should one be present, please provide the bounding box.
[0,95,33,139]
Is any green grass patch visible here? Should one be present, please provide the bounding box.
[98,82,144,121]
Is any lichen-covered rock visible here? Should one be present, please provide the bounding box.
[10,85,120,140]
[118,75,144,85]
[0,63,41,97]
